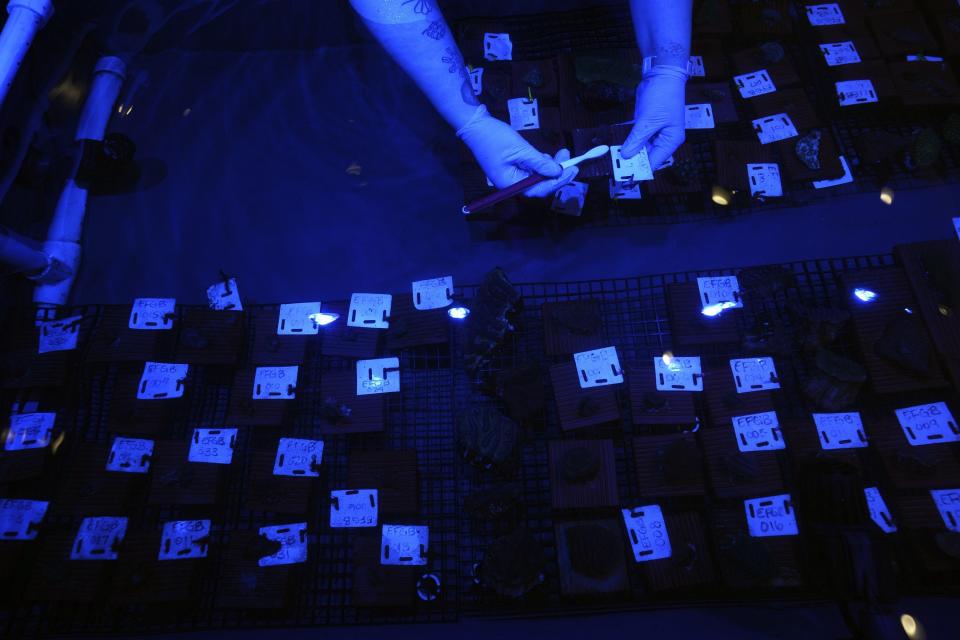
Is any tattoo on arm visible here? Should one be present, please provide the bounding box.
[422,19,446,39]
[443,46,480,106]
[401,0,433,15]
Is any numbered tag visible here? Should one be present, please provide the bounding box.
[356,357,401,395]
[836,79,877,106]
[621,505,671,562]
[412,276,453,310]
[381,524,429,566]
[747,163,783,197]
[38,315,81,353]
[507,97,539,130]
[158,519,211,560]
[744,494,798,537]
[864,487,896,534]
[71,516,127,560]
[0,499,48,540]
[730,357,780,393]
[273,437,324,477]
[253,366,298,400]
[188,427,237,464]
[5,412,55,451]
[258,522,308,567]
[610,145,653,182]
[106,437,154,473]
[277,302,322,335]
[753,113,798,144]
[689,55,705,77]
[330,489,378,528]
[609,178,642,200]
[137,362,188,400]
[812,155,854,189]
[895,402,959,446]
[931,489,960,532]
[483,33,512,61]
[820,41,860,67]
[129,298,175,330]
[734,70,776,98]
[573,347,624,389]
[206,278,242,311]
[469,67,483,95]
[813,412,867,450]
[347,293,392,329]
[806,3,844,26]
[953,217,960,241]
[732,411,785,452]
[550,181,588,216]
[684,103,715,130]
[653,355,703,391]
[697,276,743,309]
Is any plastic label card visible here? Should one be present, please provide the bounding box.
[610,145,653,182]
[106,437,154,473]
[381,524,429,566]
[806,3,844,26]
[753,113,798,144]
[609,178,642,200]
[412,276,453,310]
[744,494,798,537]
[0,499,49,540]
[820,41,861,66]
[864,487,896,534]
[347,293,392,329]
[206,278,242,311]
[137,362,188,400]
[653,355,703,391]
[469,67,483,95]
[507,97,539,130]
[188,428,238,464]
[273,438,324,477]
[895,402,960,446]
[836,79,877,106]
[39,315,81,353]
[730,357,781,393]
[71,517,127,560]
[621,505,672,562]
[684,103,715,130]
[277,302,322,335]
[258,523,308,567]
[657,156,675,170]
[5,412,55,451]
[906,54,944,62]
[253,366,298,400]
[356,357,401,395]
[158,520,211,560]
[550,181,588,216]
[812,155,854,189]
[732,411,785,452]
[330,489,378,528]
[954,217,960,240]
[574,347,624,389]
[734,70,776,98]
[129,298,175,330]
[813,412,867,450]
[689,55,705,77]
[697,276,742,309]
[931,489,960,532]
[747,163,783,197]
[483,33,512,61]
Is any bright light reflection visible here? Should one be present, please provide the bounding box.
[308,312,340,326]
[448,306,470,320]
[701,301,738,317]
[853,288,877,303]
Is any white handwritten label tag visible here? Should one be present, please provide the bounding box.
[864,487,896,534]
[258,522,308,567]
[622,505,671,562]
[188,428,238,464]
[381,524,429,566]
[347,293,392,329]
[609,178,642,200]
[753,113,799,144]
[483,33,512,61]
[812,155,854,189]
[573,347,624,389]
[129,298,175,330]
[550,181,588,216]
[689,55,705,77]
[684,103,715,129]
[39,315,81,353]
[820,41,861,66]
[734,70,776,98]
[412,276,453,310]
[953,217,960,240]
[330,489,378,528]
[747,163,783,197]
[106,437,154,473]
[277,302,322,335]
[273,438,324,477]
[469,67,483,95]
[895,402,960,446]
[806,4,845,26]
[158,520,211,560]
[732,411,784,452]
[71,516,127,560]
[730,357,781,393]
[0,499,48,540]
[206,278,242,311]
[5,412,55,451]
[653,355,703,391]
[356,357,401,395]
[745,494,798,537]
[253,366,298,400]
[931,489,960,532]
[906,54,944,62]
[137,362,188,400]
[836,79,877,106]
[610,145,653,182]
[697,276,743,309]
[507,97,539,130]
[813,412,867,450]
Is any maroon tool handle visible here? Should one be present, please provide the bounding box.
[461,173,548,215]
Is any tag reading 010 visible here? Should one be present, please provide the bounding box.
[813,412,867,450]
[5,412,56,451]
[744,494,798,537]
[734,70,776,98]
[330,489,378,528]
[0,499,49,540]
[381,524,429,566]
[753,113,799,144]
[188,428,238,464]
[158,519,211,560]
[137,362,189,400]
[730,357,781,393]
[610,145,653,182]
[732,411,785,452]
[895,402,960,446]
[864,487,896,534]
[621,505,672,562]
[347,293,392,329]
[39,315,81,353]
[356,357,401,395]
[128,298,175,330]
[653,355,703,392]
[252,366,298,400]
[273,437,324,477]
[697,276,743,310]
[574,347,624,389]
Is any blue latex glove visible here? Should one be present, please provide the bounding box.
[457,105,578,198]
[620,67,688,169]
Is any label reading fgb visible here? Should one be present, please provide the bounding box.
[931,489,960,532]
[273,437,324,477]
[71,516,127,560]
[5,412,55,451]
[734,70,776,98]
[347,293,392,329]
[744,494,798,537]
[836,79,877,107]
[507,97,539,131]
[622,505,672,562]
[356,357,401,395]
[330,489,378,528]
[137,362,188,400]
[732,411,784,452]
[188,428,238,464]
[895,402,960,446]
[806,4,845,26]
[820,41,861,67]
[610,145,653,182]
[252,366,298,400]
[730,357,780,393]
[747,163,783,197]
[38,315,81,353]
[258,523,308,567]
[573,347,624,389]
[753,113,799,144]
[0,499,49,540]
[277,302,322,335]
[813,412,867,450]
[129,298,175,330]
[412,276,453,310]
[381,524,429,566]
[105,437,154,473]
[158,519,211,560]
[653,355,703,392]
[864,487,896,534]
[697,276,742,309]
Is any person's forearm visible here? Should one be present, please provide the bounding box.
[629,0,692,67]
[349,0,479,130]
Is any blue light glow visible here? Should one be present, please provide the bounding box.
[853,288,877,303]
[308,312,340,326]
[700,301,738,317]
[904,307,913,314]
[448,306,470,320]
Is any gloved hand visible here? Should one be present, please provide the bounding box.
[457,105,578,198]
[620,66,688,169]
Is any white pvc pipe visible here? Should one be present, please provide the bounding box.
[0,0,54,111]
